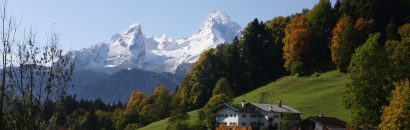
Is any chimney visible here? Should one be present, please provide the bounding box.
[269,105,273,111]
[277,100,282,107]
[241,100,245,107]
[319,113,324,118]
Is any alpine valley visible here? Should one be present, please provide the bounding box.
[68,10,241,103]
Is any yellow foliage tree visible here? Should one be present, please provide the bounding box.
[379,79,410,130]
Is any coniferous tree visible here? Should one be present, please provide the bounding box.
[239,18,269,87]
[223,38,242,93]
[266,16,289,76]
[306,0,336,70]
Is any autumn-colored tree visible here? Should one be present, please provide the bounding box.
[283,15,310,74]
[331,16,359,72]
[331,16,348,69]
[331,16,375,72]
[140,85,172,123]
[354,18,375,32]
[283,0,336,74]
[379,79,410,130]
[125,91,145,112]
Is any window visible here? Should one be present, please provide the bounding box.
[230,114,233,117]
[250,122,257,126]
[242,114,246,118]
[234,114,237,117]
[274,123,278,126]
[225,114,228,117]
[251,114,257,118]
[229,122,233,126]
[258,114,264,118]
[274,114,279,118]
[260,123,264,126]
[242,122,246,126]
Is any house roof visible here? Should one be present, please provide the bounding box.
[218,102,301,114]
[251,103,301,114]
[307,116,346,128]
[223,103,259,113]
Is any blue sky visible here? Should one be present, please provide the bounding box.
[9,0,336,50]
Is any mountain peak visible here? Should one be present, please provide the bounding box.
[121,23,142,36]
[193,10,241,43]
[127,23,141,30]
[206,10,232,24]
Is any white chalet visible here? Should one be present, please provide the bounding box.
[215,101,301,129]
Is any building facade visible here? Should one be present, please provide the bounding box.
[215,101,301,129]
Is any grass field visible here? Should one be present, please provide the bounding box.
[233,70,350,120]
[138,70,350,130]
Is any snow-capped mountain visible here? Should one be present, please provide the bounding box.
[73,10,241,73]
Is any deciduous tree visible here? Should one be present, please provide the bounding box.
[342,33,393,128]
[283,15,310,74]
[212,77,234,98]
[379,79,410,130]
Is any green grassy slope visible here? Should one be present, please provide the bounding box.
[138,70,350,130]
[137,110,200,130]
[233,70,350,120]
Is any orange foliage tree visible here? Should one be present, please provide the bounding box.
[331,16,375,72]
[331,16,348,66]
[283,15,310,74]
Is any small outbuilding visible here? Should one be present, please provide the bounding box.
[301,114,347,130]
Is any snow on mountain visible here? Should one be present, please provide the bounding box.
[73,10,241,73]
